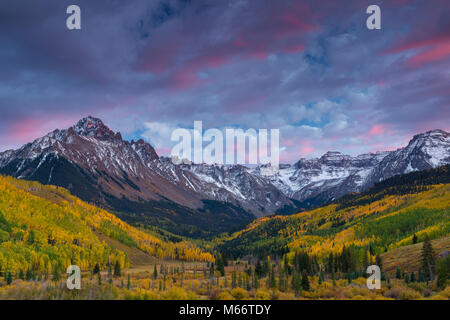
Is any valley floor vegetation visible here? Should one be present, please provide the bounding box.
[0,244,449,300]
[0,167,449,300]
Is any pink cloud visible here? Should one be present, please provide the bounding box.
[168,68,202,91]
[283,43,305,54]
[293,140,315,158]
[1,116,77,150]
[155,147,171,155]
[377,79,387,87]
[368,124,386,136]
[387,35,450,67]
[277,14,316,38]
[299,145,315,154]
[408,42,450,66]
[135,2,317,92]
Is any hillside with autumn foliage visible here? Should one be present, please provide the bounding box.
[218,165,450,262]
[0,167,448,300]
[0,175,214,276]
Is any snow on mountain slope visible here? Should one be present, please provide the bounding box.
[365,129,450,186]
[251,150,391,202]
[1,117,449,218]
[0,117,293,217]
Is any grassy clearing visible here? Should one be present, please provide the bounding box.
[381,236,450,275]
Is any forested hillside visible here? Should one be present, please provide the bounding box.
[219,166,450,263]
[0,175,213,276]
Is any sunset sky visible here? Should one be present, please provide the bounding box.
[0,0,449,162]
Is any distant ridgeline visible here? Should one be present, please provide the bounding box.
[336,164,450,210]
[218,165,450,260]
[0,175,213,274]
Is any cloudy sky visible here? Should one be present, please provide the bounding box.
[0,0,449,162]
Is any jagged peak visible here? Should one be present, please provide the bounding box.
[131,137,159,160]
[322,151,345,156]
[320,151,349,161]
[72,116,118,140]
[411,129,449,141]
[74,116,104,130]
[405,129,449,151]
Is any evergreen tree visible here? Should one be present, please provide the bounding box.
[292,272,302,296]
[362,250,369,269]
[153,265,158,280]
[278,271,287,291]
[223,254,228,267]
[209,262,215,279]
[27,230,35,245]
[418,269,425,282]
[318,270,324,285]
[20,270,33,281]
[396,267,401,279]
[301,272,310,291]
[93,263,100,275]
[113,261,121,277]
[375,254,383,271]
[231,270,237,288]
[107,263,112,277]
[246,274,251,291]
[6,272,12,285]
[436,256,450,289]
[216,255,225,276]
[421,234,435,280]
[263,257,269,277]
[327,253,334,274]
[252,272,259,289]
[127,274,131,290]
[270,266,276,289]
[52,266,61,283]
[255,260,263,278]
[410,271,416,283]
[283,254,291,275]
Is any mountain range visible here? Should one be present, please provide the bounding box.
[1,117,449,236]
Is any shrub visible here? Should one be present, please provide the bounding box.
[255,289,271,300]
[217,291,234,300]
[385,286,422,300]
[398,288,422,300]
[161,287,195,300]
[231,287,248,300]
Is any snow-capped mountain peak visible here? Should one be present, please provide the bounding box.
[73,116,120,141]
[0,118,449,219]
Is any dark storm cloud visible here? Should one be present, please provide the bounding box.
[0,0,449,160]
